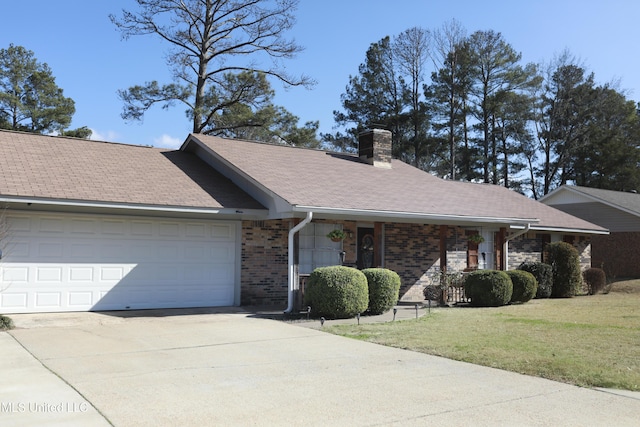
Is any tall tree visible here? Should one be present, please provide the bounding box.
[467,31,539,185]
[0,44,76,134]
[532,54,597,196]
[328,36,408,153]
[111,0,313,136]
[570,86,640,191]
[429,19,470,179]
[209,71,319,146]
[493,90,536,191]
[393,27,433,168]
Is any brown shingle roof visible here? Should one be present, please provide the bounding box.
[0,130,264,211]
[190,134,607,232]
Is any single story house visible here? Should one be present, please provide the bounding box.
[0,129,607,313]
[540,185,640,278]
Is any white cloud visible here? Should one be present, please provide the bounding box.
[153,134,183,149]
[89,129,120,142]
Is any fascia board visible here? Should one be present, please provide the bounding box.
[0,196,267,218]
[541,186,640,219]
[291,205,540,225]
[528,225,609,235]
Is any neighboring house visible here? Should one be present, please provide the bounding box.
[0,129,607,313]
[540,185,640,278]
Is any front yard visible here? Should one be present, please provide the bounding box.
[325,279,640,391]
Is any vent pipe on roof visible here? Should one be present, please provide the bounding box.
[284,211,313,314]
[358,129,392,168]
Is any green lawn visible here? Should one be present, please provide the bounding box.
[325,279,640,391]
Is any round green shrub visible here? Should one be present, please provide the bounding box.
[584,267,607,295]
[465,270,513,307]
[304,266,368,319]
[547,242,583,298]
[362,268,401,315]
[518,261,553,298]
[506,270,538,303]
[0,315,14,331]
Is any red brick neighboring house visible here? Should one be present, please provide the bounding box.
[541,185,640,279]
[0,129,607,313]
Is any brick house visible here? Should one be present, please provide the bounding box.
[0,129,606,313]
[541,185,640,279]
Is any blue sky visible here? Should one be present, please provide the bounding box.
[2,0,639,148]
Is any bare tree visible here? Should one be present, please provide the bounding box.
[393,27,432,167]
[430,19,468,179]
[110,0,313,134]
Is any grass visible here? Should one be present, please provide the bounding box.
[325,279,640,391]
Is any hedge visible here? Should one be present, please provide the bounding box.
[362,268,401,315]
[465,270,513,307]
[304,266,368,319]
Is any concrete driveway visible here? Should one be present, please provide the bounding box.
[3,308,640,427]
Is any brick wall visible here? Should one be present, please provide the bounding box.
[508,235,543,268]
[240,219,595,307]
[240,219,358,307]
[384,223,441,301]
[574,236,591,271]
[591,232,640,279]
[240,219,291,306]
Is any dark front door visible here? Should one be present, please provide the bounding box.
[357,227,375,269]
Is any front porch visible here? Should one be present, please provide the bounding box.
[239,219,590,309]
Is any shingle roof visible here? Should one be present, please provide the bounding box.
[189,134,607,232]
[557,185,640,216]
[0,130,264,211]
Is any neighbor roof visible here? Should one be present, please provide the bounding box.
[542,185,640,217]
[187,134,607,233]
[0,130,264,212]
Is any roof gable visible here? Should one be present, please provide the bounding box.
[542,185,640,218]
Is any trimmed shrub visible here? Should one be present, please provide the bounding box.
[465,270,513,307]
[547,242,583,298]
[362,268,401,315]
[506,270,538,303]
[423,284,441,301]
[518,262,553,298]
[0,315,14,331]
[584,267,607,295]
[304,266,368,319]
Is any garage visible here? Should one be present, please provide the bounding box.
[0,212,239,313]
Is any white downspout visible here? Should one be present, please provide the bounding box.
[504,223,531,270]
[284,211,313,313]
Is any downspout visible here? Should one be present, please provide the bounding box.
[503,223,531,270]
[284,211,313,314]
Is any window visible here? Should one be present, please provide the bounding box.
[299,223,343,274]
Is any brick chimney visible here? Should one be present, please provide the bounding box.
[358,129,392,169]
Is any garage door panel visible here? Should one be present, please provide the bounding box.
[35,292,62,308]
[39,217,65,233]
[1,213,238,313]
[0,292,28,309]
[68,291,93,307]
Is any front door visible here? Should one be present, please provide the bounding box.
[357,227,375,269]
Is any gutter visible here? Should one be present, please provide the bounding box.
[0,196,267,217]
[291,205,539,226]
[503,223,531,270]
[284,211,313,314]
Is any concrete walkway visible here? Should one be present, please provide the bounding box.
[2,307,640,426]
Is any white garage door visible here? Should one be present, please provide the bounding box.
[0,212,239,313]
